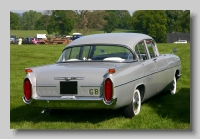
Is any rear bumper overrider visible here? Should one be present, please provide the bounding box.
[177,74,181,79]
[22,96,117,109]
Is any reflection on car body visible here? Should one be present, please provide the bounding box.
[22,33,181,118]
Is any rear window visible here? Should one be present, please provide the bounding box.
[58,45,136,62]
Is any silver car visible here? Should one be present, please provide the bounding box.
[22,33,181,118]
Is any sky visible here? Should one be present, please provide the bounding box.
[11,10,44,13]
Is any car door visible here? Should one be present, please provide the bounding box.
[145,40,170,93]
[134,40,157,99]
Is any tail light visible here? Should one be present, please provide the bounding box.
[24,78,32,101]
[104,78,113,102]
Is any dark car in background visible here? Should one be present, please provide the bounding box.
[23,37,35,44]
[72,33,82,41]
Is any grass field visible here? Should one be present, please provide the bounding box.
[10,42,190,129]
[10,29,135,38]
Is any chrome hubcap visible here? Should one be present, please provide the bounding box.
[133,93,139,113]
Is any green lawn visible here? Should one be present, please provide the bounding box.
[10,30,48,38]
[10,29,135,38]
[10,42,190,129]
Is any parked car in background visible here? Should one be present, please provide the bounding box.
[22,37,33,44]
[21,37,28,44]
[22,33,181,118]
[10,38,14,44]
[173,40,187,44]
[66,35,72,40]
[10,35,18,44]
[72,33,82,41]
[14,37,26,44]
[37,34,47,40]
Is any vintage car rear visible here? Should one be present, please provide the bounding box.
[23,62,132,109]
[22,33,181,118]
[22,33,140,111]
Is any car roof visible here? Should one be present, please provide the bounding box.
[66,33,153,49]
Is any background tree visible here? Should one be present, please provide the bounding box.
[74,10,89,35]
[47,10,74,35]
[10,12,20,30]
[66,10,78,23]
[87,10,107,30]
[46,19,55,34]
[172,10,190,33]
[166,10,183,33]
[74,10,107,35]
[103,10,118,33]
[35,15,51,30]
[115,10,131,29]
[128,10,167,42]
[181,10,190,33]
[20,10,42,30]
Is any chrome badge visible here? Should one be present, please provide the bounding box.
[54,77,84,80]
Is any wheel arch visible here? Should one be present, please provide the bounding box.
[135,84,145,102]
[174,69,181,80]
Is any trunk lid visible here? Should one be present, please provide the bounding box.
[35,62,126,97]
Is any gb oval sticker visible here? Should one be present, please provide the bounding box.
[89,89,99,95]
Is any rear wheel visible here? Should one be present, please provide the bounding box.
[171,76,177,95]
[123,89,141,118]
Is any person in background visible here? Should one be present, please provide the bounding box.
[32,38,38,44]
[18,37,22,45]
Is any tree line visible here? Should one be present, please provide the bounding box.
[10,10,190,43]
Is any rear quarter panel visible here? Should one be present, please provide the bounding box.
[109,62,144,109]
[165,54,182,80]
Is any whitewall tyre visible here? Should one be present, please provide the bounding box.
[171,76,177,95]
[123,89,141,118]
[133,89,141,115]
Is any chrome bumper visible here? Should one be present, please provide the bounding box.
[22,96,117,109]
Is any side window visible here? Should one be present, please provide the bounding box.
[145,40,159,58]
[135,41,148,60]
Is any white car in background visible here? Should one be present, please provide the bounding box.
[173,40,187,44]
[72,33,82,40]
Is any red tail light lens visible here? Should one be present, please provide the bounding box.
[104,78,113,102]
[24,78,32,100]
